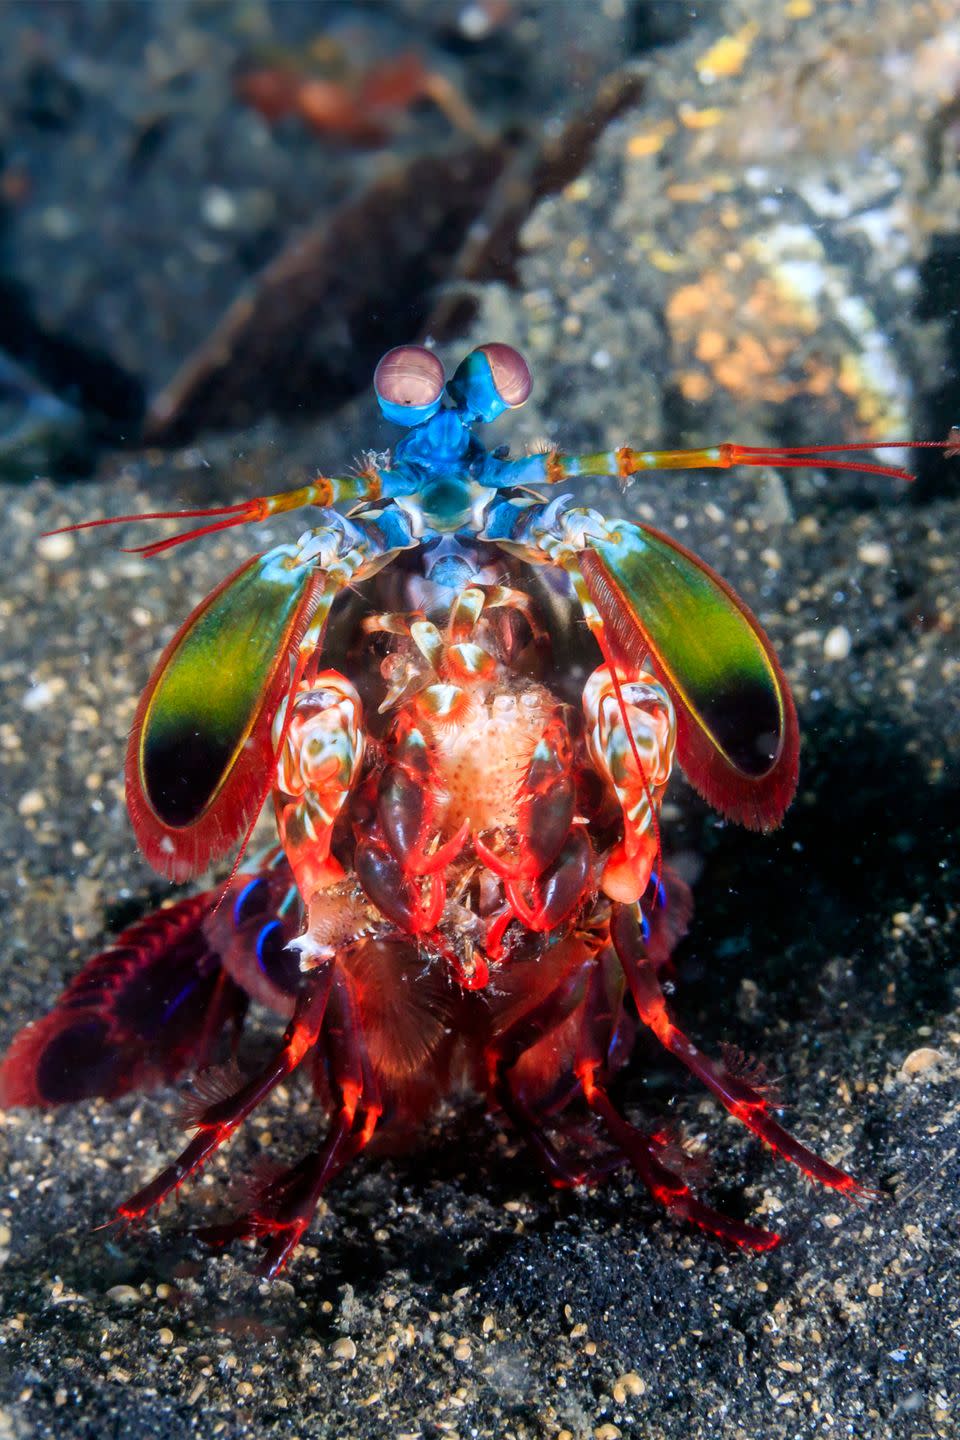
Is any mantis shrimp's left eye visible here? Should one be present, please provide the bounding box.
[447,343,532,422]
[374,345,445,427]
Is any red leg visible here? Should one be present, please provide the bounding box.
[578,1068,779,1250]
[492,1072,623,1189]
[484,951,597,1184]
[487,948,735,1233]
[610,902,873,1197]
[486,932,781,1247]
[197,966,381,1274]
[118,962,335,1219]
[569,956,779,1249]
[199,1106,375,1276]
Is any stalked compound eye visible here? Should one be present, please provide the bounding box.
[481,343,532,408]
[446,343,532,423]
[374,345,445,428]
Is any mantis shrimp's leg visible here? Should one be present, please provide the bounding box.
[272,670,366,901]
[198,967,382,1276]
[448,583,551,652]
[570,952,779,1250]
[578,1066,779,1251]
[608,902,873,1197]
[486,938,775,1247]
[366,583,549,715]
[583,664,677,904]
[484,949,604,1189]
[118,961,336,1220]
[493,1079,621,1191]
[363,610,448,713]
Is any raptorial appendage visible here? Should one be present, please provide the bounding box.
[272,671,365,899]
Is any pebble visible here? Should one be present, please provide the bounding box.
[202,186,237,229]
[612,1371,646,1403]
[36,532,75,561]
[331,1337,357,1361]
[857,540,892,566]
[899,1047,948,1081]
[823,625,852,660]
[459,4,494,41]
[105,1285,141,1305]
[22,681,61,712]
[17,789,46,817]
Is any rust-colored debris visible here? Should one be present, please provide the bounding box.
[236,49,485,147]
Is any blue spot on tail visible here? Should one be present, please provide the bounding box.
[234,876,267,927]
[256,920,283,972]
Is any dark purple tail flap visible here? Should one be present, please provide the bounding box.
[0,892,244,1108]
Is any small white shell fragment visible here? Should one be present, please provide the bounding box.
[36,531,75,562]
[823,626,852,661]
[899,1047,949,1081]
[857,540,892,566]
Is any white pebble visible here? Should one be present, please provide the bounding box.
[459,3,492,39]
[106,1284,141,1304]
[823,625,851,661]
[857,540,892,566]
[202,186,237,229]
[22,681,57,712]
[36,532,75,562]
[899,1046,948,1081]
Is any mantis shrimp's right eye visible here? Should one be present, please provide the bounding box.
[446,343,532,422]
[476,343,532,409]
[374,346,445,427]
